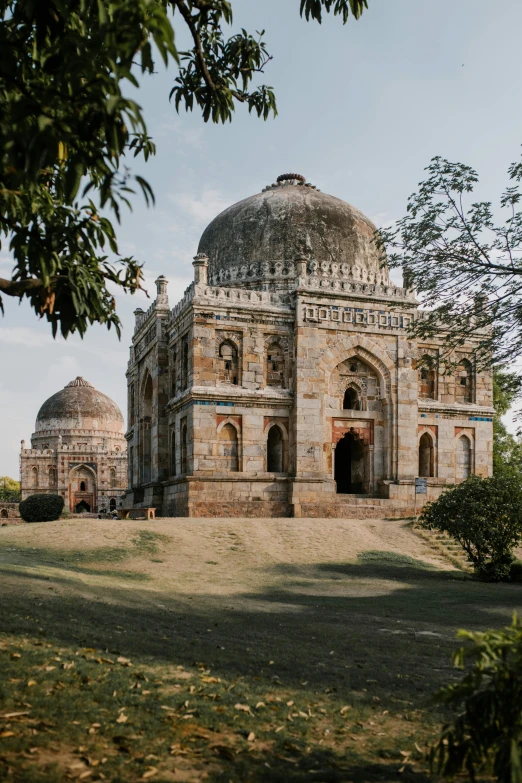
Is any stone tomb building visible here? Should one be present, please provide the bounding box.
[20,378,127,514]
[124,173,494,518]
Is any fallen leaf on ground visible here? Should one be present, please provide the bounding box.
[247,732,255,742]
[340,705,351,715]
[142,767,158,779]
[0,731,16,738]
[116,714,128,724]
[234,703,252,714]
[0,711,30,719]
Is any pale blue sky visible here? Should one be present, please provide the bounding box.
[1,0,522,477]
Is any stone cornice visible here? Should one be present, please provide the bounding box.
[166,385,293,412]
[418,400,495,416]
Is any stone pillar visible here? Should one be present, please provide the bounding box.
[193,253,209,286]
[295,256,308,282]
[134,308,145,330]
[155,276,169,309]
[402,267,414,292]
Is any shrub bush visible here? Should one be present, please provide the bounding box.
[419,475,522,581]
[19,494,64,523]
[430,615,522,783]
[510,560,522,583]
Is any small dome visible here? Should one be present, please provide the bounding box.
[35,377,124,434]
[197,174,388,283]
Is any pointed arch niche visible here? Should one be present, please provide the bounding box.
[216,419,240,472]
[326,343,393,492]
[69,464,97,513]
[329,356,382,413]
[456,433,473,481]
[263,419,289,473]
[140,372,153,484]
[418,429,436,478]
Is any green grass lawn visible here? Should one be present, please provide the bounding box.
[0,519,520,782]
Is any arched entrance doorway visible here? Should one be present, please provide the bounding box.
[70,464,96,513]
[334,433,366,494]
[75,499,91,513]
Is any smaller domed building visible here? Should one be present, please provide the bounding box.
[20,378,127,513]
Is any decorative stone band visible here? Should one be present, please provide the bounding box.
[302,303,413,329]
[208,259,410,297]
[169,284,291,322]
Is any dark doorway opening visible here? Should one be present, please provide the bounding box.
[109,498,117,511]
[334,433,365,494]
[75,500,90,513]
[343,388,360,410]
[267,426,284,472]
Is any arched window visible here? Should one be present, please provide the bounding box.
[80,480,86,492]
[419,355,436,400]
[109,467,117,488]
[455,359,473,404]
[267,426,284,472]
[129,383,135,425]
[456,435,472,480]
[182,338,189,390]
[0,509,8,519]
[31,466,38,488]
[418,433,434,477]
[48,467,56,487]
[170,429,176,476]
[266,342,285,387]
[129,446,134,486]
[343,387,360,410]
[171,349,177,396]
[218,423,239,472]
[180,420,188,474]
[109,498,117,511]
[141,374,153,484]
[218,341,239,385]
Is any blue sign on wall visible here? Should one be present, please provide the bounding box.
[415,477,428,494]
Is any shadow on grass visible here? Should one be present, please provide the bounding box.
[0,548,520,708]
[206,752,431,783]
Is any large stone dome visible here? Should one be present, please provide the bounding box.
[35,377,124,435]
[197,173,388,284]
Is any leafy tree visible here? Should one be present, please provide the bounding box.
[377,152,522,368]
[0,0,369,338]
[419,475,522,582]
[431,615,522,783]
[0,475,20,502]
[493,368,522,478]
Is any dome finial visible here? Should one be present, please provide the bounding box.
[65,377,94,388]
[277,173,306,184]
